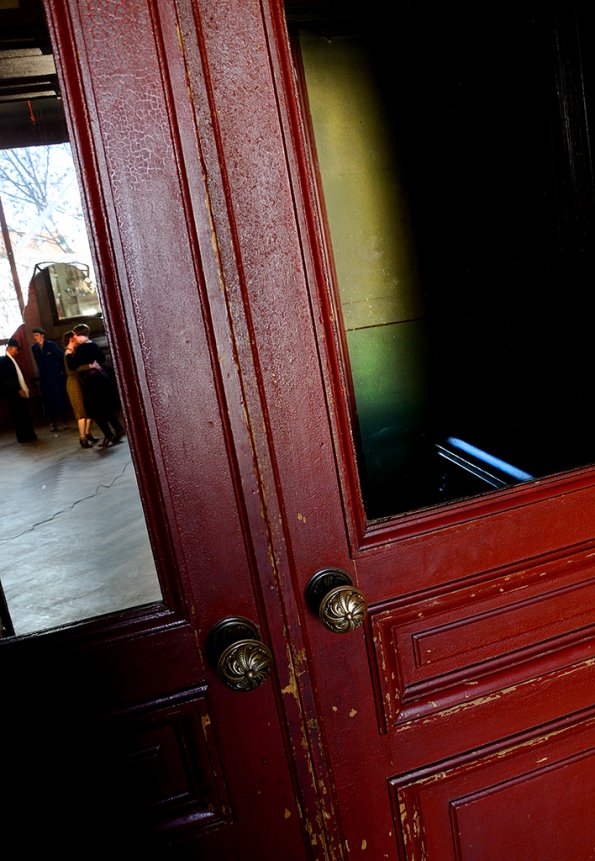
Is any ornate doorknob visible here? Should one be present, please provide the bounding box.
[305,568,368,634]
[206,616,273,691]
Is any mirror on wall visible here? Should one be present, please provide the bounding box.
[0,0,162,637]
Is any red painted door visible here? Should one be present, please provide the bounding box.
[265,3,595,857]
[254,3,595,858]
[2,2,314,859]
[156,1,594,859]
[3,2,595,860]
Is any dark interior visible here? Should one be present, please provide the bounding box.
[394,3,595,470]
[385,2,595,517]
[291,1,595,519]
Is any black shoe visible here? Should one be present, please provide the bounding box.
[86,435,99,444]
[79,438,93,448]
[49,423,58,432]
[99,436,115,448]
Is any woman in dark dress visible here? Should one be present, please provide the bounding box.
[63,330,97,448]
[65,324,124,447]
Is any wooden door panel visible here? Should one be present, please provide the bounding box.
[83,686,230,836]
[369,539,595,729]
[358,481,595,594]
[392,712,595,860]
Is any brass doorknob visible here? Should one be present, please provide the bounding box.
[206,616,273,691]
[305,568,368,633]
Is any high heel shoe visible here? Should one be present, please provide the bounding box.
[99,435,115,448]
[86,434,99,444]
[79,438,93,448]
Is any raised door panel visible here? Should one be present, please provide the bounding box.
[370,541,595,729]
[392,713,595,860]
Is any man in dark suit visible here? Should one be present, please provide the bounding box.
[0,338,37,443]
[31,326,69,432]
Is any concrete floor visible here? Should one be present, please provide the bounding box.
[1,419,162,637]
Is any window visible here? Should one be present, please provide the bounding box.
[291,2,595,519]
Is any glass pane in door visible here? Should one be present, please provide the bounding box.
[294,3,595,519]
[0,0,162,636]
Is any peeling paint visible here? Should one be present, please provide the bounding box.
[280,631,339,854]
[284,808,292,818]
[201,714,211,738]
[361,839,367,849]
[297,511,307,523]
[282,678,298,697]
[349,708,357,718]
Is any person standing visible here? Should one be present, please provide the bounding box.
[63,330,98,448]
[66,323,124,447]
[0,338,37,443]
[31,326,69,432]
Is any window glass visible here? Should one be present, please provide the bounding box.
[0,2,162,637]
[295,5,595,519]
